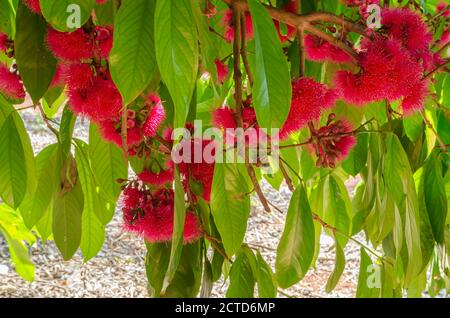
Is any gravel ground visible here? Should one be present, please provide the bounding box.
[0,109,364,298]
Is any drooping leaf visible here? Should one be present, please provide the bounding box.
[52,171,84,261]
[256,251,277,298]
[276,185,315,288]
[15,1,57,103]
[0,114,28,208]
[89,123,127,223]
[154,0,198,128]
[422,152,447,243]
[226,247,256,298]
[211,163,250,257]
[145,242,171,298]
[247,0,291,130]
[325,238,345,293]
[163,241,202,298]
[110,0,157,105]
[74,140,106,261]
[19,144,60,229]
[356,248,380,297]
[162,167,186,292]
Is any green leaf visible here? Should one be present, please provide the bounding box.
[75,140,106,261]
[256,251,277,298]
[145,242,171,298]
[0,114,28,208]
[0,225,35,281]
[276,185,315,288]
[422,152,447,243]
[110,0,157,105]
[15,1,57,103]
[162,167,186,292]
[0,0,16,37]
[89,123,127,223]
[39,0,94,32]
[200,257,214,298]
[247,0,291,130]
[0,204,35,281]
[19,144,60,229]
[163,241,202,298]
[404,113,424,143]
[52,171,84,260]
[154,0,198,128]
[190,0,219,88]
[325,238,345,293]
[342,132,368,176]
[325,175,351,247]
[211,163,250,257]
[383,133,422,282]
[356,248,380,297]
[226,247,256,298]
[94,0,116,25]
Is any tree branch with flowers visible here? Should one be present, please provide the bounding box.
[0,0,448,298]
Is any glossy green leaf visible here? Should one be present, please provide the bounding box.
[422,152,447,243]
[256,251,277,298]
[0,114,27,208]
[19,144,60,229]
[162,167,186,292]
[0,0,16,37]
[89,124,127,223]
[53,173,84,261]
[145,242,171,298]
[226,247,256,298]
[75,140,106,261]
[154,0,198,128]
[276,185,315,288]
[15,1,57,103]
[163,241,202,298]
[325,238,345,293]
[39,0,94,32]
[110,0,157,105]
[211,163,250,257]
[356,248,380,297]
[248,0,291,130]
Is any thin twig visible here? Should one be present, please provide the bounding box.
[38,103,59,139]
[240,11,253,87]
[279,160,295,192]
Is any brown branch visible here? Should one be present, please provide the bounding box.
[423,59,450,79]
[221,0,361,63]
[240,11,253,87]
[38,103,59,138]
[279,160,295,192]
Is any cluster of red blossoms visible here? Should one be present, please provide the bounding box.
[335,8,443,114]
[121,185,202,244]
[0,32,25,101]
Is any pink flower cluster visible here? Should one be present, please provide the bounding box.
[279,77,338,140]
[334,8,439,114]
[122,186,202,244]
[0,32,25,101]
[304,34,352,64]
